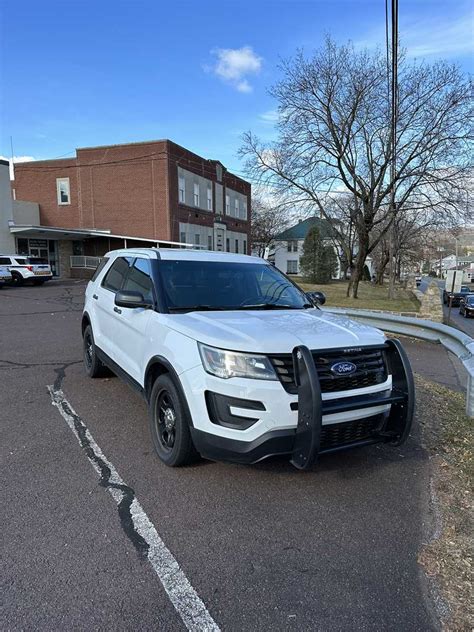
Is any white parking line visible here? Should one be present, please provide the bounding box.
[48,383,220,632]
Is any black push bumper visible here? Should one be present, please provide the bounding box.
[191,339,415,469]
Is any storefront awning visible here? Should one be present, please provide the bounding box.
[9,224,190,247]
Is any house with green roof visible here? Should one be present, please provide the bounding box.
[273,217,342,278]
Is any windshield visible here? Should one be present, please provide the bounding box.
[466,296,474,305]
[157,260,312,311]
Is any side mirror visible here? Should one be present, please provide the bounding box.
[306,291,326,306]
[115,290,153,309]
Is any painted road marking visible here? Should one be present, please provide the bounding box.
[48,382,220,632]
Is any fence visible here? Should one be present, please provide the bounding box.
[70,256,102,269]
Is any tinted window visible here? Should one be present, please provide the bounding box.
[0,257,11,265]
[27,257,49,264]
[102,257,131,292]
[91,257,109,282]
[122,258,154,302]
[158,260,310,311]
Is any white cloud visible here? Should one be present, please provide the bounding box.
[259,109,279,123]
[356,12,474,59]
[210,46,262,92]
[0,155,35,179]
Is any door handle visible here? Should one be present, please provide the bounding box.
[114,306,122,314]
[93,294,98,300]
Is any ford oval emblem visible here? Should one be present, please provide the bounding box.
[331,361,357,375]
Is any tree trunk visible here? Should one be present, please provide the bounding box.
[349,226,369,298]
[375,254,389,285]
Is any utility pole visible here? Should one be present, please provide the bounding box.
[388,0,398,299]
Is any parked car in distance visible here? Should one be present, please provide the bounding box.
[0,264,12,287]
[82,248,415,470]
[443,284,471,306]
[459,294,474,317]
[0,255,53,286]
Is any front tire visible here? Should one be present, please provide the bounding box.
[149,374,195,467]
[11,272,23,287]
[83,325,107,378]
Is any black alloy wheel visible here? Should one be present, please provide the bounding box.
[149,374,196,467]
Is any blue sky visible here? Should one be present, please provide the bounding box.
[1,0,472,176]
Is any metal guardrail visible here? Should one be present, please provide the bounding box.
[70,255,102,269]
[323,306,474,418]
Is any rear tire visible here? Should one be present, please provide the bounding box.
[83,325,107,378]
[149,374,196,467]
[11,272,23,287]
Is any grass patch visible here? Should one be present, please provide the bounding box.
[416,375,473,630]
[293,277,420,312]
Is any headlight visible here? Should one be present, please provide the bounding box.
[198,343,277,380]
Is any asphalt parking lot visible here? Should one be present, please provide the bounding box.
[1,280,451,630]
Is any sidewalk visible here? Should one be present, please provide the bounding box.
[402,337,467,392]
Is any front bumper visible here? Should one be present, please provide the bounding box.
[186,339,414,468]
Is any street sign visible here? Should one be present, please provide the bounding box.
[446,269,463,293]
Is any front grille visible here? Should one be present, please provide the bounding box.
[320,415,384,451]
[270,346,388,394]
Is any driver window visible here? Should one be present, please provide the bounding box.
[122,258,154,302]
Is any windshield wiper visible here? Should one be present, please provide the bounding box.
[169,305,228,312]
[234,303,310,310]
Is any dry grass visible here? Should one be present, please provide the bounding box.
[293,277,420,312]
[416,375,473,630]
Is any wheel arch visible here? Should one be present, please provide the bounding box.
[144,356,194,427]
[81,312,91,336]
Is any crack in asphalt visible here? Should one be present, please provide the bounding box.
[52,364,149,559]
[0,359,82,370]
[47,362,220,631]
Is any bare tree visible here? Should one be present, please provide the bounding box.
[250,194,293,257]
[240,38,473,297]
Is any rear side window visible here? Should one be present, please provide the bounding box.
[122,258,154,302]
[101,257,131,292]
[0,257,11,265]
[91,257,109,282]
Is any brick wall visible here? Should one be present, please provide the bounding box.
[12,140,251,250]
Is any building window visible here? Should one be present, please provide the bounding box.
[235,239,239,253]
[208,235,213,250]
[287,240,298,252]
[234,199,239,217]
[240,199,247,220]
[226,194,230,214]
[287,260,298,274]
[243,240,247,254]
[56,178,70,205]
[180,231,186,244]
[179,176,185,203]
[226,238,230,252]
[193,183,200,207]
[195,234,200,246]
[207,185,212,211]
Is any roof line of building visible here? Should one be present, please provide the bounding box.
[9,224,193,245]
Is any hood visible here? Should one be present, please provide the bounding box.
[161,308,385,354]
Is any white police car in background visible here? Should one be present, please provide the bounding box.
[82,248,414,470]
[0,264,12,287]
[0,254,53,286]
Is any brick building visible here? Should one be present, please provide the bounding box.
[3,140,251,276]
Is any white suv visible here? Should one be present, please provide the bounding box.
[82,248,414,469]
[0,255,53,286]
